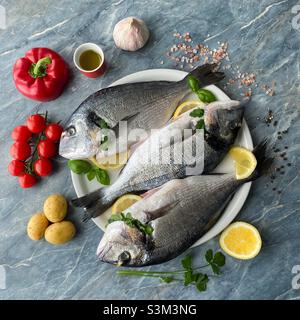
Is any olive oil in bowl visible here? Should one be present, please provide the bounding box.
[79,50,102,71]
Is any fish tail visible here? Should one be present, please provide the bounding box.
[184,63,225,87]
[247,138,274,182]
[71,188,114,221]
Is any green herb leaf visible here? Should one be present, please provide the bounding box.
[196,119,205,129]
[99,119,108,129]
[116,248,224,294]
[205,249,213,263]
[95,168,110,185]
[181,255,192,271]
[187,75,200,92]
[107,213,123,225]
[68,160,92,174]
[196,274,209,292]
[190,108,204,118]
[213,252,226,267]
[160,276,174,283]
[144,225,154,235]
[197,89,216,103]
[100,135,109,151]
[86,169,96,181]
[184,270,193,286]
[211,263,220,275]
[107,212,153,236]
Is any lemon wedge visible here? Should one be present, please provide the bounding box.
[89,151,129,171]
[173,100,205,120]
[112,194,142,214]
[219,222,262,260]
[229,146,257,180]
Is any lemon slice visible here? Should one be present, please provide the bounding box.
[89,151,129,171]
[112,194,142,214]
[220,222,262,260]
[173,100,205,120]
[228,146,257,180]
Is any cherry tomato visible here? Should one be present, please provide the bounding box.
[18,173,37,188]
[8,160,25,176]
[37,139,57,158]
[10,142,31,160]
[12,125,32,141]
[34,158,53,176]
[45,123,63,142]
[26,114,46,133]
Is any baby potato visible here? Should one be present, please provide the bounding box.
[45,221,76,245]
[27,212,49,241]
[43,194,67,222]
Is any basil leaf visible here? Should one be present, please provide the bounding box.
[68,160,91,174]
[196,119,205,129]
[187,75,200,92]
[86,169,96,181]
[213,252,226,267]
[95,168,110,185]
[205,249,213,263]
[189,108,204,118]
[181,255,192,271]
[197,89,216,103]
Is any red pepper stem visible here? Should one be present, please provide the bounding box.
[32,57,52,77]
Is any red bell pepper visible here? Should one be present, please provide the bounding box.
[13,47,69,102]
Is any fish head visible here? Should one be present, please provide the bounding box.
[204,100,244,147]
[59,110,101,159]
[97,221,148,266]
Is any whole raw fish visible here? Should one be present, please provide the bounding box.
[59,64,224,159]
[72,100,244,220]
[97,141,269,266]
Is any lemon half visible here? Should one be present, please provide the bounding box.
[173,100,205,120]
[111,194,142,214]
[220,222,262,260]
[229,146,257,180]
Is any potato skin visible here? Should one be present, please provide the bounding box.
[45,221,76,245]
[43,194,67,223]
[27,212,49,241]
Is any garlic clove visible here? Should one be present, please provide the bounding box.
[113,17,150,52]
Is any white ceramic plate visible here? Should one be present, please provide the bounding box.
[71,69,253,247]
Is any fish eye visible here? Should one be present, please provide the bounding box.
[117,251,131,266]
[229,121,238,130]
[67,126,76,136]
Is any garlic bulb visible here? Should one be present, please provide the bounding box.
[113,17,150,51]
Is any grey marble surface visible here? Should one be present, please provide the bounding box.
[0,0,299,300]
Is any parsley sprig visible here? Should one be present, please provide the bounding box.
[108,212,154,236]
[117,249,225,293]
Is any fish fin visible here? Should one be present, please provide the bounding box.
[143,200,180,222]
[120,112,140,122]
[184,63,225,87]
[71,188,113,221]
[112,112,140,135]
[247,138,274,182]
[71,189,103,208]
